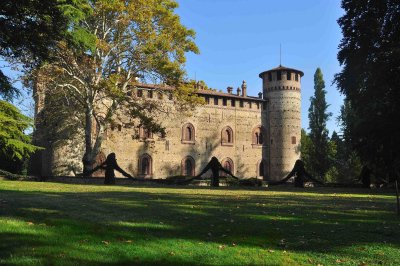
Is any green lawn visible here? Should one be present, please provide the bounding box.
[0,180,399,266]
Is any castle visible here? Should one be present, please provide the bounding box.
[32,65,303,181]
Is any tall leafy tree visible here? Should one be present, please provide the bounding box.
[308,68,332,179]
[0,100,40,173]
[0,0,81,99]
[335,0,400,180]
[34,0,201,175]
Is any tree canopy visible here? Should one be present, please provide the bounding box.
[0,0,78,99]
[335,0,400,179]
[0,100,40,173]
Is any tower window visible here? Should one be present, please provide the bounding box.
[277,71,282,81]
[268,72,272,82]
[137,89,143,97]
[295,73,299,81]
[291,136,297,144]
[205,96,210,104]
[240,100,244,108]
[231,99,235,107]
[287,71,291,80]
[214,97,219,105]
[147,90,153,98]
[223,98,227,106]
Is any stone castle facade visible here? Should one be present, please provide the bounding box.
[32,65,303,181]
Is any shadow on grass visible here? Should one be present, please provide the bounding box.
[0,184,399,265]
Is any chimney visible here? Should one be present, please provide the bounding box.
[241,80,247,97]
[227,86,233,94]
[237,87,241,96]
[258,92,263,98]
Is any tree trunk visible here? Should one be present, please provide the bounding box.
[82,106,94,176]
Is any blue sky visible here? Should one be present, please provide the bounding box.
[176,0,345,134]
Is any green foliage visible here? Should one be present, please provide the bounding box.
[300,128,312,168]
[0,0,74,98]
[307,68,332,180]
[335,0,400,181]
[0,100,41,173]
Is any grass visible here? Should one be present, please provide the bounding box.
[0,180,399,266]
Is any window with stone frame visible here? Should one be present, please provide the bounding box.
[220,157,234,176]
[182,123,195,143]
[221,126,234,146]
[181,156,195,176]
[252,126,264,146]
[139,154,152,177]
[291,136,296,144]
[139,126,153,139]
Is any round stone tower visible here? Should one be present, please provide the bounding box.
[259,65,303,181]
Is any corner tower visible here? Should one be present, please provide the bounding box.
[259,66,303,181]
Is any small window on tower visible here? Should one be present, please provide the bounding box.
[268,72,272,81]
[223,98,227,106]
[231,99,235,107]
[291,136,296,144]
[295,73,299,81]
[240,100,244,108]
[287,71,291,80]
[214,97,219,105]
[277,71,282,81]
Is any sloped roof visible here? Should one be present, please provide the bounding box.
[259,65,304,78]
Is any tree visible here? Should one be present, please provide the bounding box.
[308,68,332,180]
[0,0,81,99]
[0,100,40,173]
[300,128,312,168]
[335,0,400,181]
[34,0,201,175]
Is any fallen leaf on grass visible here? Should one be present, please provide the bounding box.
[268,249,274,253]
[125,240,132,243]
[169,252,175,256]
[218,245,226,250]
[359,262,367,266]
[102,241,110,245]
[27,222,34,225]
[232,243,236,246]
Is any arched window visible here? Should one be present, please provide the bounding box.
[258,160,266,177]
[182,123,195,143]
[181,156,195,176]
[139,154,152,177]
[221,126,234,146]
[220,158,234,176]
[252,126,265,146]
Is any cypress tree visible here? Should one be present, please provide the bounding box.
[308,68,332,180]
